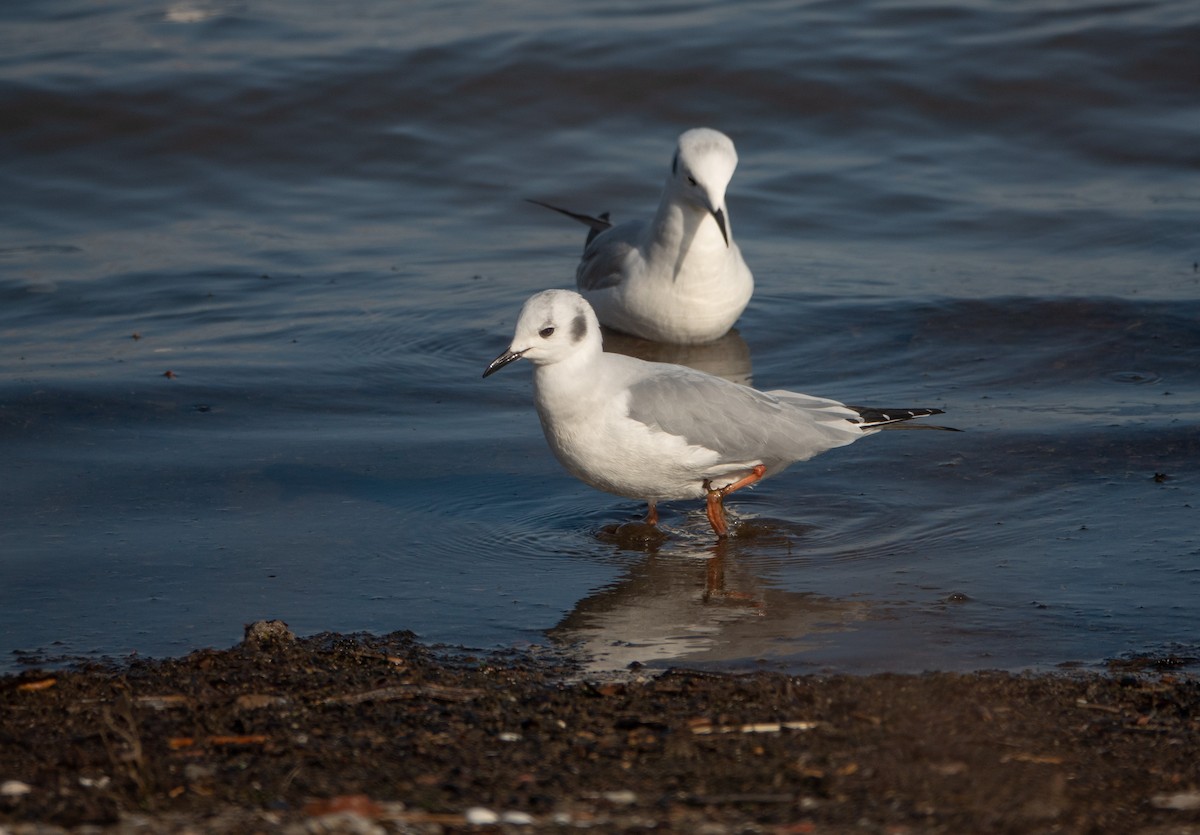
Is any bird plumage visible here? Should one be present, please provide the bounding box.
[531,128,754,345]
[484,290,954,537]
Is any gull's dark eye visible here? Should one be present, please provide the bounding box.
[539,326,555,338]
[687,175,698,186]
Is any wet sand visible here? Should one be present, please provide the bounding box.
[2,622,1198,833]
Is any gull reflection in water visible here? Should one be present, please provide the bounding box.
[600,327,753,386]
[548,521,868,674]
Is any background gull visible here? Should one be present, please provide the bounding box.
[484,290,956,538]
[530,128,754,345]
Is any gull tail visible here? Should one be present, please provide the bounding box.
[526,198,614,245]
[849,406,960,432]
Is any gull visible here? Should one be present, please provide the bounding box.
[483,290,956,539]
[530,127,753,345]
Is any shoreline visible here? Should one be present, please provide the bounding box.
[2,622,1198,833]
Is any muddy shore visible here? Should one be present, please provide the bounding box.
[2,622,1198,833]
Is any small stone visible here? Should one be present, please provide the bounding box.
[603,790,637,805]
[243,620,296,649]
[184,763,216,782]
[1152,791,1200,811]
[0,780,32,797]
[237,693,289,711]
[465,807,500,824]
[302,811,385,834]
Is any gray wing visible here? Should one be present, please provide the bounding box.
[625,369,860,465]
[577,219,646,292]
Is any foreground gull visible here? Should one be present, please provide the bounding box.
[483,290,955,538]
[530,127,753,345]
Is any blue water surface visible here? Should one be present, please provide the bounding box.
[2,0,1197,673]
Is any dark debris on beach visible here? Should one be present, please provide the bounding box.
[2,622,1199,833]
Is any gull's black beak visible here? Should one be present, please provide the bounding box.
[483,348,525,378]
[712,207,729,247]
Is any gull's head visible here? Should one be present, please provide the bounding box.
[668,127,738,246]
[483,289,601,377]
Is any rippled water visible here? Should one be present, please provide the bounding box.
[2,0,1197,674]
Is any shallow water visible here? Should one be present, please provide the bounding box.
[2,0,1198,674]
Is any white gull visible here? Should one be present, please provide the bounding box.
[484,290,955,538]
[530,127,753,345]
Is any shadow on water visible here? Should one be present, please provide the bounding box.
[601,327,754,385]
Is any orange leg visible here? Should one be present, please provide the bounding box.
[644,501,659,526]
[704,488,729,538]
[703,465,766,538]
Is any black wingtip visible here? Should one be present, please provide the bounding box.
[849,406,958,431]
[526,198,614,233]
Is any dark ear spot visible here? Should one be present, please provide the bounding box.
[571,313,587,343]
[671,150,678,175]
